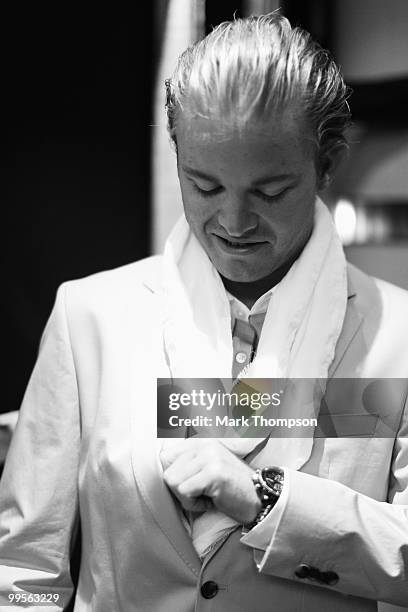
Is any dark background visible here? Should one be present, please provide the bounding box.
[6,8,154,414]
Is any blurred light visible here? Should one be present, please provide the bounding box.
[334,199,357,245]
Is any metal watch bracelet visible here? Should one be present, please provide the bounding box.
[245,467,284,530]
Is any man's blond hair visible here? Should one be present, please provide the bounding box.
[165,13,351,163]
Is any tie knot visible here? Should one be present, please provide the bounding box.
[232,318,256,345]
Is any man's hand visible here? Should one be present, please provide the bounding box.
[160,439,261,524]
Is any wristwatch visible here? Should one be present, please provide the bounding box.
[245,467,284,530]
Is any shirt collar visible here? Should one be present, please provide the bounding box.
[226,286,274,321]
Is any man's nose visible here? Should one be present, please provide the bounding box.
[217,195,258,237]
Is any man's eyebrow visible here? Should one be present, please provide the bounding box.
[182,165,297,185]
[253,173,297,186]
[181,166,217,182]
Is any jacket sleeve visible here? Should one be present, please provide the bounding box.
[0,284,80,611]
[241,394,408,607]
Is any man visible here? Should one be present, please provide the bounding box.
[0,13,407,611]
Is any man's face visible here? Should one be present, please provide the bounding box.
[176,110,318,283]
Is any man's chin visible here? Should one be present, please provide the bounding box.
[216,265,269,284]
[208,252,278,284]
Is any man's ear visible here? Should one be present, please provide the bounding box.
[317,144,348,190]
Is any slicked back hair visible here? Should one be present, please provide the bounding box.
[165,13,351,164]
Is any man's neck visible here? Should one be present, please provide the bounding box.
[221,255,299,309]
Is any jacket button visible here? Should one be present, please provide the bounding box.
[322,570,339,585]
[295,563,312,579]
[200,580,219,599]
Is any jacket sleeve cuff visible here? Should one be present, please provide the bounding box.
[240,467,408,605]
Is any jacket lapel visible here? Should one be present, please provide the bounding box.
[127,283,201,577]
[328,270,364,377]
[130,435,202,577]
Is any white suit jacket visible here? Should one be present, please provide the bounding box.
[0,257,407,611]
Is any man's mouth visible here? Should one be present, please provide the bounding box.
[214,234,267,252]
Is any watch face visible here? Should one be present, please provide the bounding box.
[261,467,284,496]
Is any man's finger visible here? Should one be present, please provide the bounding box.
[177,471,212,499]
[159,441,194,470]
[162,455,200,488]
